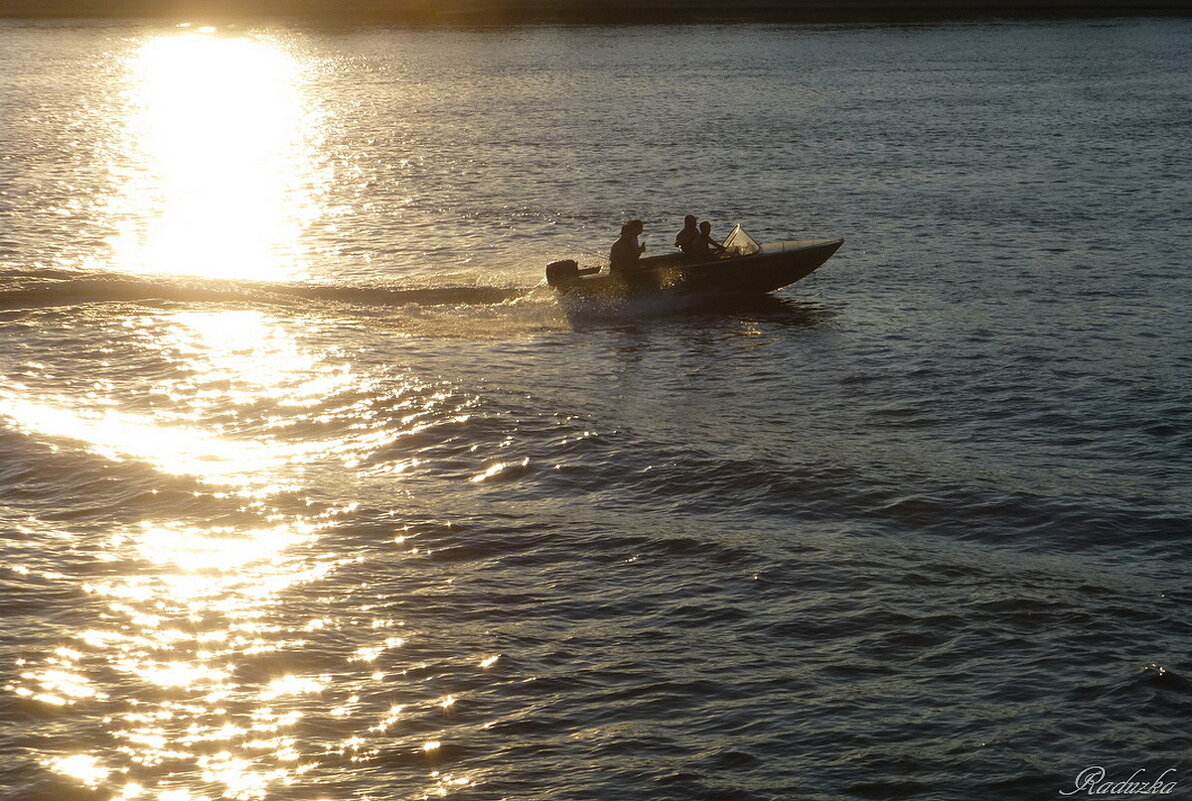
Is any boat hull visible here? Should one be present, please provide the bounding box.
[548,238,844,300]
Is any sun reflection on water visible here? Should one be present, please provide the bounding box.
[1,297,487,799]
[1,305,420,799]
[0,310,386,491]
[107,31,322,280]
[20,511,346,800]
[0,393,305,488]
[50,753,112,787]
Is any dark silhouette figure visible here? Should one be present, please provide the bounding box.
[674,214,701,256]
[699,220,727,256]
[609,219,645,272]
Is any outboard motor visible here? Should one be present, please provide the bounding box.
[545,259,579,288]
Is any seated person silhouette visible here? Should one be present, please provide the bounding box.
[609,219,645,272]
[699,220,727,256]
[674,214,701,257]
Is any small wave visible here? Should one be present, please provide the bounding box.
[0,271,529,311]
[527,441,1192,554]
[276,283,526,307]
[1124,663,1192,697]
[1077,663,1192,718]
[0,276,268,309]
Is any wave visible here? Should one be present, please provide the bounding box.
[474,428,1192,557]
[0,270,530,311]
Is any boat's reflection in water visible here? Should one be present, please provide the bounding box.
[697,293,836,327]
[561,291,835,331]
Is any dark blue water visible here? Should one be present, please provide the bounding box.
[1,17,1190,801]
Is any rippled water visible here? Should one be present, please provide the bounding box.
[2,17,1191,801]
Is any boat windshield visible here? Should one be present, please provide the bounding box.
[721,224,760,256]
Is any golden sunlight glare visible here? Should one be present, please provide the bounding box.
[108,33,318,280]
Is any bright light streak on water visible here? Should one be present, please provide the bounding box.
[0,310,395,491]
[105,31,322,280]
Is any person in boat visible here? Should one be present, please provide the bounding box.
[699,220,727,256]
[674,214,701,256]
[609,219,645,272]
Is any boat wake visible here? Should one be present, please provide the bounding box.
[0,267,833,341]
[0,268,532,312]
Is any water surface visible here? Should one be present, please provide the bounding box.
[1,18,1190,801]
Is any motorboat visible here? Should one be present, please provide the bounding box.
[545,225,843,299]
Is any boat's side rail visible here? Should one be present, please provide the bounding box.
[760,238,845,253]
